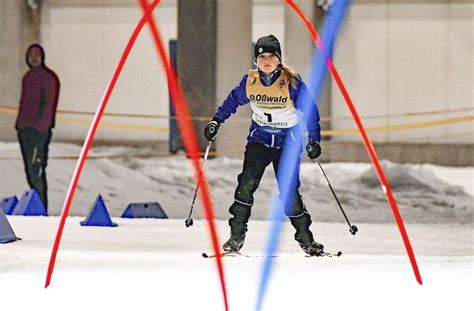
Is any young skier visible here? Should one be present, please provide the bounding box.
[204,35,324,256]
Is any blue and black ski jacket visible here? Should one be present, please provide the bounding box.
[212,68,320,149]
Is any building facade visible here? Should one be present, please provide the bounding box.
[0,0,472,164]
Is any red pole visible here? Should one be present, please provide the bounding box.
[137,1,229,309]
[284,0,422,284]
[45,0,162,289]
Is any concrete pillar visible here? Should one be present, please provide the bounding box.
[178,0,252,155]
[0,1,40,141]
[313,4,333,136]
[284,0,332,136]
[284,0,314,81]
[177,0,217,152]
[215,0,252,158]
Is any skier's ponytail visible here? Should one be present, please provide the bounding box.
[280,62,299,89]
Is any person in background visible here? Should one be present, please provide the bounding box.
[204,35,324,256]
[15,44,60,213]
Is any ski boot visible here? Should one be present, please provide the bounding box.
[289,212,324,256]
[223,201,251,252]
[299,241,325,256]
[223,236,245,252]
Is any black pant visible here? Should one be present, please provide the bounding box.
[17,128,52,212]
[234,141,305,216]
[228,141,314,245]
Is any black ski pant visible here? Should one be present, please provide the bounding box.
[228,141,314,245]
[17,128,52,212]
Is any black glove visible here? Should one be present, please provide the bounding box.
[204,119,221,141]
[305,139,321,159]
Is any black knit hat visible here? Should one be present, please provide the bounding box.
[254,35,282,59]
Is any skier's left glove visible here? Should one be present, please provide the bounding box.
[305,139,321,159]
[204,118,221,141]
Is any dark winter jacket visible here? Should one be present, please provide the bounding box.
[16,44,60,132]
[213,68,320,148]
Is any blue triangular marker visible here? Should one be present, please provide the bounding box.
[81,195,117,227]
[0,208,21,243]
[1,196,18,215]
[11,190,47,216]
[121,202,168,219]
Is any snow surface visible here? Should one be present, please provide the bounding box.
[1,218,472,311]
[1,142,473,310]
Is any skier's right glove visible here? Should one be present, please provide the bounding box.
[204,119,221,141]
[305,139,321,159]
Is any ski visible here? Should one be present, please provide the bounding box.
[202,251,342,258]
[305,251,343,258]
[202,252,277,258]
[202,251,248,258]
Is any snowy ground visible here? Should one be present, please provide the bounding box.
[1,218,472,311]
[1,142,473,310]
[0,216,474,310]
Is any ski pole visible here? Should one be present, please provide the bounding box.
[315,159,358,235]
[185,141,212,227]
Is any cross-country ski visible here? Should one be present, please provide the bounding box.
[202,250,342,258]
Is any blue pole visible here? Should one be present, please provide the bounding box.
[255,1,350,310]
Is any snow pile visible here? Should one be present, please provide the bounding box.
[0,142,472,224]
[357,160,462,192]
[344,161,473,224]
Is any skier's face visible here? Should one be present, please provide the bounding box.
[256,53,280,74]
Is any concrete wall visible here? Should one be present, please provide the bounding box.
[319,141,473,167]
[0,0,40,141]
[285,0,333,132]
[215,0,252,158]
[0,0,472,165]
[333,0,473,144]
[40,0,176,143]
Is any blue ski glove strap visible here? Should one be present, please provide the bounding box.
[305,139,321,159]
[204,120,220,141]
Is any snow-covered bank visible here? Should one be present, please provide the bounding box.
[1,218,472,311]
[0,142,472,223]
